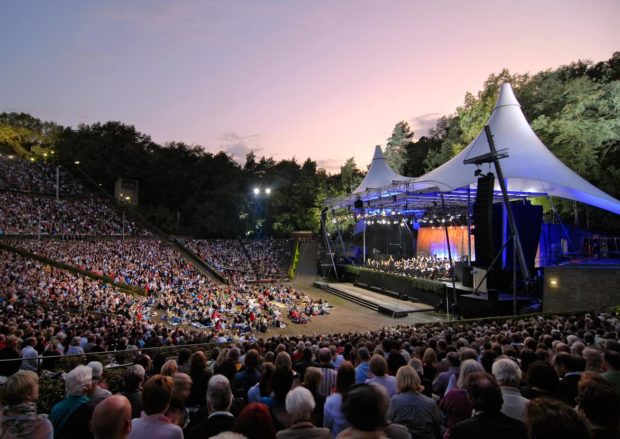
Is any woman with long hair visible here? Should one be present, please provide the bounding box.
[323,361,356,437]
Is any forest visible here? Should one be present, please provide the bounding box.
[1,53,619,237]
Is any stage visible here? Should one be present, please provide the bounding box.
[313,281,434,317]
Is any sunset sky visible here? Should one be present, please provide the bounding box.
[1,1,618,172]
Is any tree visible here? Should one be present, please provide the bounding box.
[339,157,363,193]
[385,121,414,174]
[423,70,528,172]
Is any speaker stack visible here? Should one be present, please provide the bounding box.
[473,173,496,268]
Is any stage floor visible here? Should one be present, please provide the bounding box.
[315,281,435,315]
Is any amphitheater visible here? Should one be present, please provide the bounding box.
[0,154,619,439]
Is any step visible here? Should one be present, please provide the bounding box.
[313,282,379,311]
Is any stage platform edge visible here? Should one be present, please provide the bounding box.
[313,281,434,318]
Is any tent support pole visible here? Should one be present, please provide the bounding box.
[320,210,338,281]
[363,220,366,266]
[467,186,472,266]
[513,233,517,315]
[440,194,457,307]
[484,125,530,283]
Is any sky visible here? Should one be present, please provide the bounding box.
[1,1,619,173]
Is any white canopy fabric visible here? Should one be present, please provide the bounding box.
[353,145,412,194]
[414,83,620,215]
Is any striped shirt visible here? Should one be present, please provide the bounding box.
[318,366,338,398]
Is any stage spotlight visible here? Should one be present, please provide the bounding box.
[253,187,260,195]
[265,188,271,194]
[474,168,483,177]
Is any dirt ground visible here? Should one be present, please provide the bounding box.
[267,272,444,338]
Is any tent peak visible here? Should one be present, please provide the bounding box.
[372,144,385,160]
[494,83,520,110]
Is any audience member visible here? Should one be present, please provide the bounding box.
[90,395,132,439]
[129,374,183,439]
[0,370,53,439]
[451,372,528,439]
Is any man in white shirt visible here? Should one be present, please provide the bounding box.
[19,337,39,372]
[492,358,529,423]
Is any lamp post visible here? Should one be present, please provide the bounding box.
[252,186,271,239]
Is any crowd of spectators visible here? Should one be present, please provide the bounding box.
[366,256,454,281]
[186,240,255,283]
[187,239,290,283]
[0,155,85,196]
[1,311,618,438]
[241,239,290,280]
[6,239,208,293]
[0,240,315,337]
[0,192,146,235]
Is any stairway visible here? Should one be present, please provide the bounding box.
[313,281,379,312]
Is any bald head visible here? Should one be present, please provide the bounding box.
[91,395,132,439]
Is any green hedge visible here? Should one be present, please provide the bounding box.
[0,242,147,296]
[342,265,446,294]
[288,240,300,280]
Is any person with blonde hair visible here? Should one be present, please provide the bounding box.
[0,370,53,439]
[160,359,178,377]
[388,365,442,439]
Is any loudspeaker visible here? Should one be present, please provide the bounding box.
[473,173,496,267]
[462,266,473,287]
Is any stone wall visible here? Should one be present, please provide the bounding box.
[543,266,620,313]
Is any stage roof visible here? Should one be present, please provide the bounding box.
[329,83,620,215]
[353,145,411,194]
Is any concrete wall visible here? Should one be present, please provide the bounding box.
[543,266,620,313]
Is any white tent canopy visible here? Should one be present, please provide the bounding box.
[353,145,412,194]
[414,83,620,215]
